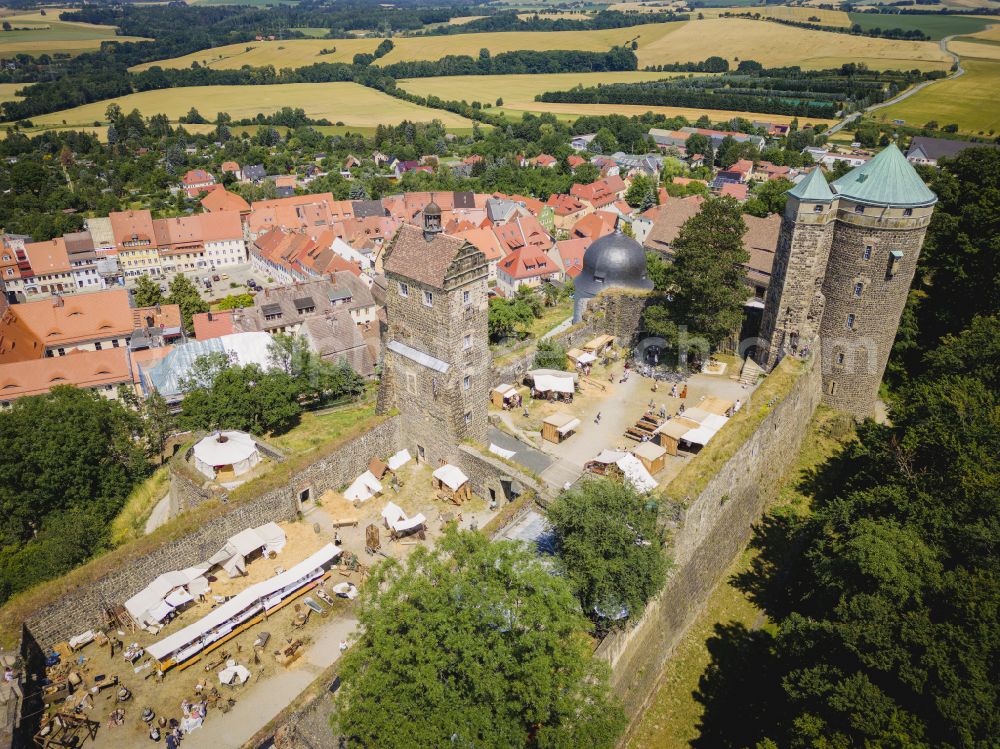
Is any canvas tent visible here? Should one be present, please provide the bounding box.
[432,464,471,504]
[489,443,516,460]
[125,566,209,628]
[387,449,412,471]
[207,522,286,577]
[583,334,614,354]
[542,412,581,443]
[585,450,657,492]
[653,408,728,451]
[147,544,340,670]
[192,431,260,481]
[655,416,702,455]
[344,470,382,503]
[528,370,576,401]
[699,396,735,417]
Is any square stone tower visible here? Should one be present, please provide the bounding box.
[378,208,490,466]
[757,145,936,417]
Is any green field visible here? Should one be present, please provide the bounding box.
[399,71,838,127]
[880,57,1000,134]
[0,9,148,56]
[848,11,994,39]
[16,82,474,130]
[0,83,22,104]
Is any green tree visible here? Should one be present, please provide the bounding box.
[0,388,149,602]
[215,293,254,310]
[266,334,364,406]
[572,162,601,185]
[743,177,794,217]
[548,479,669,630]
[624,173,656,209]
[533,338,568,370]
[167,274,209,334]
[180,363,301,435]
[332,529,626,749]
[644,197,749,348]
[133,274,165,308]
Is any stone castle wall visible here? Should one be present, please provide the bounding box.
[490,321,595,389]
[23,417,400,649]
[595,354,823,725]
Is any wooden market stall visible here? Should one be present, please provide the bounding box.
[700,396,735,417]
[542,412,581,444]
[654,416,702,456]
[527,369,577,402]
[490,383,520,409]
[582,334,615,355]
[567,347,598,369]
[432,464,472,505]
[632,441,667,475]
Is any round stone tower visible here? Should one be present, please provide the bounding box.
[573,228,654,323]
[819,144,936,416]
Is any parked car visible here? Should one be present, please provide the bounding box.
[213,274,220,282]
[221,274,229,280]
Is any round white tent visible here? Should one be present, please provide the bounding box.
[193,431,260,480]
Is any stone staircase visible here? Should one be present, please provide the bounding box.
[738,356,765,386]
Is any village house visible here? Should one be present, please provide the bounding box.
[496,245,560,296]
[570,133,596,151]
[111,209,162,278]
[549,237,590,280]
[200,188,251,215]
[546,194,589,230]
[570,175,627,211]
[181,169,216,198]
[904,136,999,167]
[570,211,617,242]
[220,161,242,181]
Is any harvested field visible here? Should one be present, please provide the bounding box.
[131,37,381,71]
[635,18,952,71]
[950,38,1000,60]
[0,83,23,103]
[879,57,1000,134]
[20,82,474,129]
[702,6,852,26]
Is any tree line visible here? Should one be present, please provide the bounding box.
[416,9,688,36]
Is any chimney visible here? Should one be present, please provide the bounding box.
[53,294,64,308]
[207,311,214,322]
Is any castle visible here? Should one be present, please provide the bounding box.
[756,144,937,416]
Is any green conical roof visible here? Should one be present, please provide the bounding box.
[788,166,834,202]
[831,143,936,208]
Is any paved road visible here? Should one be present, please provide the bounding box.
[827,33,967,135]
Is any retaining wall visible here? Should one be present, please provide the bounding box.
[596,353,822,724]
[490,321,595,389]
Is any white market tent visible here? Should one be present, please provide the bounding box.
[147,543,340,668]
[208,522,287,576]
[587,450,658,493]
[124,566,209,627]
[392,513,426,534]
[381,501,407,527]
[530,372,575,395]
[344,470,383,502]
[432,464,469,492]
[652,407,729,449]
[387,449,412,472]
[193,432,260,480]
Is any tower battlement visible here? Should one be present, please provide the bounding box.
[756,145,936,417]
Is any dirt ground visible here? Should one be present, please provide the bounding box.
[44,459,496,749]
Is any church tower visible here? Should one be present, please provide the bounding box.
[757,145,936,417]
[378,209,490,466]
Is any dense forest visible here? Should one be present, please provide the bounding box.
[691,148,1000,748]
[537,64,939,119]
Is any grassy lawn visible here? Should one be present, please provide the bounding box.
[266,400,377,455]
[629,407,855,749]
[879,57,1000,134]
[848,11,994,39]
[109,466,170,546]
[18,82,474,130]
[528,298,574,338]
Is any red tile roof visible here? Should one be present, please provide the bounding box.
[498,245,555,280]
[192,309,236,340]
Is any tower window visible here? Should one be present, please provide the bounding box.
[399,282,409,297]
[464,411,472,426]
[863,245,872,260]
[463,375,471,390]
[423,290,433,307]
[827,380,837,395]
[854,204,865,214]
[836,351,845,365]
[813,204,823,213]
[463,290,471,305]
[463,334,472,350]
[847,313,856,330]
[853,282,863,298]
[903,208,913,217]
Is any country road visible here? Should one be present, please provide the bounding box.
[827,31,971,135]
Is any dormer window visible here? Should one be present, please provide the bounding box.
[854,204,864,214]
[813,204,822,213]
[903,208,913,217]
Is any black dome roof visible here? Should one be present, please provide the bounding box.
[576,229,654,298]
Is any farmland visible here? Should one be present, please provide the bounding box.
[880,58,1000,134]
[702,6,852,26]
[133,18,951,74]
[20,82,474,130]
[0,83,22,104]
[847,11,995,39]
[398,72,838,127]
[0,9,148,56]
[950,38,1000,61]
